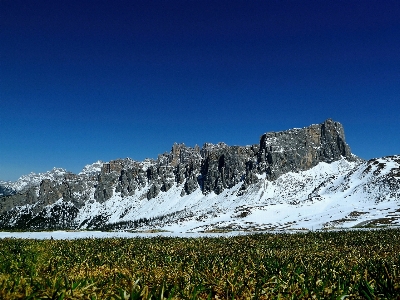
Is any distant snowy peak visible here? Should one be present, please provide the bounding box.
[79,160,104,177]
[6,167,68,192]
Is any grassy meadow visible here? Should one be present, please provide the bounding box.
[0,229,399,299]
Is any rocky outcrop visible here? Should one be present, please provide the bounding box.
[200,143,258,194]
[90,119,357,199]
[199,119,356,194]
[94,173,119,203]
[257,118,354,179]
[0,119,361,230]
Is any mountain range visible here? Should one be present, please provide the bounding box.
[1,119,399,232]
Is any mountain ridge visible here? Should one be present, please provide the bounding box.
[1,119,399,231]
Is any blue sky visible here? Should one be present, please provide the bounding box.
[1,0,399,181]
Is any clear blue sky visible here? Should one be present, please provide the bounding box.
[1,0,399,181]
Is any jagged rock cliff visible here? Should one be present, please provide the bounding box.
[1,119,379,231]
[257,118,352,179]
[90,118,355,200]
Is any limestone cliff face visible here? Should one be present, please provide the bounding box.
[200,143,259,194]
[0,119,360,229]
[90,119,356,198]
[257,119,353,180]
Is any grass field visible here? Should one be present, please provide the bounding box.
[0,229,399,299]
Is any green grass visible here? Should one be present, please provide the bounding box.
[0,229,399,299]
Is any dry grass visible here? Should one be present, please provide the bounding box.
[0,229,399,299]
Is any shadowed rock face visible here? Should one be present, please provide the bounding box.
[257,119,353,180]
[0,119,360,229]
[198,119,355,193]
[200,143,259,194]
[1,119,355,204]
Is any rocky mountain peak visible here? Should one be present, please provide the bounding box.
[257,118,354,179]
[0,119,377,231]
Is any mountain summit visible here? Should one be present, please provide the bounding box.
[1,119,399,231]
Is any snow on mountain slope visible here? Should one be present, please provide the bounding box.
[79,161,104,177]
[74,156,400,232]
[1,120,398,232]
